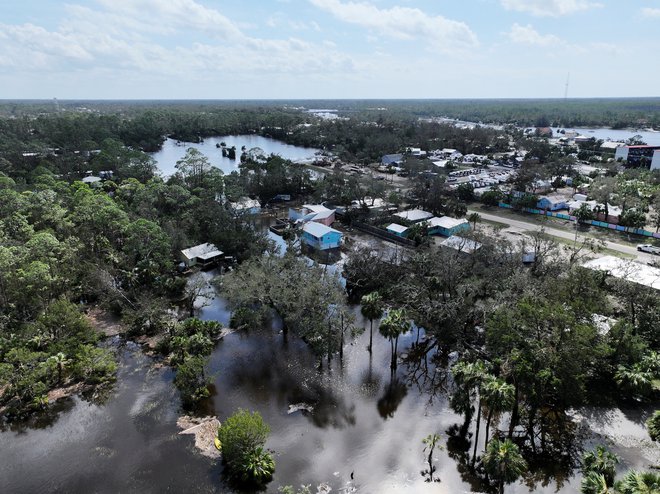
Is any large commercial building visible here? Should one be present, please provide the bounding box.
[614,145,660,170]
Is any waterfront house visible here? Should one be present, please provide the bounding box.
[426,216,470,237]
[181,243,223,268]
[394,209,433,224]
[302,222,342,250]
[230,197,261,215]
[386,223,409,237]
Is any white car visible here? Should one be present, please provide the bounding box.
[637,244,660,255]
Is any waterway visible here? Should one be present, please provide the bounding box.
[150,136,322,176]
[555,127,660,146]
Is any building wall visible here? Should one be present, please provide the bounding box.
[429,223,470,237]
[312,213,335,226]
[302,231,342,250]
[537,198,568,211]
[652,150,660,171]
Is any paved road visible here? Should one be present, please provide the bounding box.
[469,209,656,263]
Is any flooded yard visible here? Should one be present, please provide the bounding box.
[2,270,657,493]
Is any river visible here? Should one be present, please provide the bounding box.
[150,136,322,176]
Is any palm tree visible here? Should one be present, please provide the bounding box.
[582,445,620,487]
[48,352,70,384]
[615,470,660,494]
[646,410,660,441]
[581,471,612,494]
[482,438,527,494]
[422,433,442,483]
[614,365,653,399]
[482,377,515,448]
[468,212,481,230]
[378,308,410,370]
[361,291,383,353]
[451,360,487,440]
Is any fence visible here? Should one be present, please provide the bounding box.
[498,203,660,239]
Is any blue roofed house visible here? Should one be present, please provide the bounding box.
[426,216,470,237]
[381,154,403,166]
[536,193,569,211]
[302,222,342,250]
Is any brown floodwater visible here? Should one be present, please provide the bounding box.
[1,267,658,493]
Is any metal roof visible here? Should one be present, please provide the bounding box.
[302,222,341,238]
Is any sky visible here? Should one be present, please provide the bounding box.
[1,0,659,99]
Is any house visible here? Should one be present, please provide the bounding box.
[351,197,393,212]
[394,209,433,223]
[583,256,660,291]
[230,197,261,215]
[81,176,102,185]
[181,243,223,268]
[386,223,409,237]
[532,179,552,194]
[381,154,403,166]
[567,199,597,214]
[537,194,569,211]
[302,222,342,250]
[441,148,463,160]
[289,204,336,226]
[407,147,427,158]
[440,236,482,254]
[426,216,470,237]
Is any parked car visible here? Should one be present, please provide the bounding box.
[637,244,660,255]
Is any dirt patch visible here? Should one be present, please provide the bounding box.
[47,382,89,402]
[85,307,125,337]
[177,415,221,459]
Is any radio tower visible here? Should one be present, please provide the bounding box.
[53,97,60,112]
[564,72,570,100]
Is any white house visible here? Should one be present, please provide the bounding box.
[181,243,223,268]
[394,209,433,223]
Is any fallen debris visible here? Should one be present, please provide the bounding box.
[177,415,221,459]
[288,402,315,414]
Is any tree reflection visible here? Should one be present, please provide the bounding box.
[377,374,408,419]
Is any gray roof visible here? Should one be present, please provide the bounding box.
[394,209,433,222]
[386,223,408,234]
[181,243,223,261]
[303,222,341,238]
[440,236,482,254]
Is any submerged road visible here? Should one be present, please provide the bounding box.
[469,209,656,263]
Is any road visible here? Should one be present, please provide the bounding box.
[469,209,656,263]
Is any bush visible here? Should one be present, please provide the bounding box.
[218,409,274,485]
[174,355,210,407]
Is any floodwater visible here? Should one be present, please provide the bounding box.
[554,127,660,146]
[150,136,322,176]
[1,265,658,493]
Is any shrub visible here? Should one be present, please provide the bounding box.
[218,409,274,485]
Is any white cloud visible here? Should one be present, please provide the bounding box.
[641,7,660,18]
[0,0,360,78]
[500,0,602,17]
[309,0,478,52]
[507,23,564,47]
